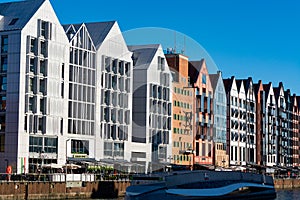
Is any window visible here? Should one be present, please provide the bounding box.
[0,134,5,152]
[114,142,124,157]
[29,136,42,153]
[0,76,7,91]
[9,18,19,26]
[61,82,64,97]
[61,63,64,79]
[60,118,63,134]
[41,21,46,37]
[40,98,45,114]
[30,58,35,73]
[30,38,36,53]
[71,139,89,154]
[104,142,112,156]
[202,74,206,84]
[38,117,43,132]
[40,60,46,75]
[39,79,45,94]
[0,95,6,111]
[44,137,57,153]
[29,77,34,93]
[40,41,47,56]
[29,96,34,112]
[1,56,7,73]
[0,115,5,132]
[1,36,8,53]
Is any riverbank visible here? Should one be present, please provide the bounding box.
[0,178,299,199]
[0,181,130,200]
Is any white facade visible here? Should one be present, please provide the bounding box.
[129,44,172,173]
[263,83,277,167]
[225,77,247,167]
[0,0,136,173]
[0,0,70,173]
[243,78,256,165]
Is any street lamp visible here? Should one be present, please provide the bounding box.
[65,139,71,179]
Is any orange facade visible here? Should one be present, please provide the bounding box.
[189,60,214,166]
[166,54,194,167]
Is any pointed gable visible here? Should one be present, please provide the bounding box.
[253,80,263,96]
[128,44,160,69]
[63,21,116,49]
[188,59,205,85]
[67,24,96,51]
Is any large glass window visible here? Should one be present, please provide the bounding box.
[0,95,6,111]
[29,136,42,153]
[1,36,8,53]
[44,137,57,153]
[71,139,89,154]
[0,76,7,91]
[1,56,7,73]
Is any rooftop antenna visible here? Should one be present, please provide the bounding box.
[174,31,176,53]
[181,35,186,55]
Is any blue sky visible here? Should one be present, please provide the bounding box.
[3,0,300,94]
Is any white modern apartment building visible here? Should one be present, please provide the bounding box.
[128,44,172,173]
[0,0,69,173]
[0,0,136,173]
[63,21,133,165]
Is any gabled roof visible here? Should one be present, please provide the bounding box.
[0,0,45,32]
[223,76,235,93]
[128,44,161,69]
[236,77,253,94]
[188,59,205,84]
[296,96,300,108]
[273,82,284,100]
[236,80,243,93]
[263,82,272,97]
[63,21,116,47]
[209,74,219,91]
[253,80,263,95]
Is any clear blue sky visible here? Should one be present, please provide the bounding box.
[3,0,300,94]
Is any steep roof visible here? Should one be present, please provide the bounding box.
[273,82,284,100]
[0,0,45,32]
[253,80,263,95]
[209,74,219,91]
[236,80,243,93]
[263,82,272,97]
[128,44,160,69]
[188,59,205,84]
[223,76,234,93]
[63,21,116,47]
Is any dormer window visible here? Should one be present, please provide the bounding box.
[9,18,18,26]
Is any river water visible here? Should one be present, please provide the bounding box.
[275,188,300,200]
[78,189,300,200]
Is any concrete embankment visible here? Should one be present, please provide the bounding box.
[0,181,130,200]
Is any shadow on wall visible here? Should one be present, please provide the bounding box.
[91,181,119,199]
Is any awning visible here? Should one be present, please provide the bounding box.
[63,163,81,169]
[42,163,63,169]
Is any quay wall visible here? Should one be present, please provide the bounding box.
[274,178,300,189]
[1,178,299,199]
[0,181,130,200]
